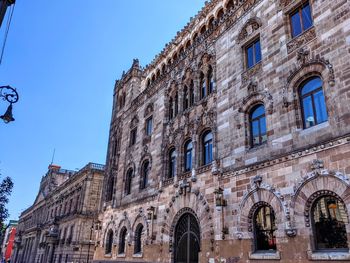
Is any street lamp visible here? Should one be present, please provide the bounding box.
[0,85,19,123]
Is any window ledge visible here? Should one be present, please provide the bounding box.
[133,252,143,258]
[196,164,212,174]
[117,253,126,258]
[299,121,329,136]
[242,61,262,83]
[104,253,112,258]
[307,251,350,261]
[249,251,281,260]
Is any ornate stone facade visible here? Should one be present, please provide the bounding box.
[95,0,350,262]
[12,163,105,263]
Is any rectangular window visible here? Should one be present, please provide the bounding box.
[246,39,262,69]
[130,128,137,146]
[290,2,313,38]
[146,117,153,136]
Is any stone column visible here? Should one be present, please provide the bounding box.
[29,232,41,263]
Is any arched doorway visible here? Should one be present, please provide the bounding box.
[174,212,200,263]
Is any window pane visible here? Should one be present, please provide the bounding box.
[247,45,254,68]
[314,90,328,124]
[260,117,267,144]
[146,118,152,136]
[301,77,322,95]
[204,143,213,165]
[208,143,213,163]
[254,206,276,251]
[255,40,261,64]
[252,105,265,119]
[302,3,313,30]
[291,11,302,37]
[186,151,192,171]
[204,132,213,142]
[312,196,348,250]
[252,120,260,145]
[302,95,315,128]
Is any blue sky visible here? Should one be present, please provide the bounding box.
[0,0,206,222]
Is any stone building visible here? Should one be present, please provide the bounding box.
[94,0,350,262]
[12,163,105,263]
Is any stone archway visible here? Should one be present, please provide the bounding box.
[172,208,201,263]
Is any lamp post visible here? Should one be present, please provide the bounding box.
[0,85,19,123]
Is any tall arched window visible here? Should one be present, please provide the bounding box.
[183,85,189,110]
[125,169,133,195]
[300,77,328,129]
[174,92,179,116]
[250,104,267,147]
[106,176,114,202]
[203,131,213,165]
[169,98,174,119]
[140,161,150,189]
[254,204,276,251]
[208,66,215,94]
[184,140,193,172]
[105,230,113,254]
[200,72,206,99]
[118,227,127,255]
[189,81,195,106]
[311,195,348,250]
[169,148,177,178]
[134,224,143,254]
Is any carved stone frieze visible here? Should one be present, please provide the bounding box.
[287,27,316,54]
[238,17,261,44]
[241,62,262,84]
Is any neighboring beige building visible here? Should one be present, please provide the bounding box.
[94,0,350,262]
[12,163,105,263]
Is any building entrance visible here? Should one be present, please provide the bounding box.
[174,212,200,263]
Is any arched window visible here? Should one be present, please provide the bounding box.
[254,205,276,251]
[174,92,179,116]
[140,161,150,189]
[118,227,127,255]
[208,66,215,94]
[105,230,113,254]
[250,104,267,147]
[106,176,114,202]
[311,195,348,250]
[169,148,177,178]
[300,77,328,129]
[183,85,189,110]
[169,97,174,119]
[189,81,195,106]
[184,140,193,172]
[203,131,213,165]
[125,169,133,195]
[134,224,143,254]
[200,72,206,99]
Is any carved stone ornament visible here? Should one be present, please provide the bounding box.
[238,17,261,44]
[242,62,262,83]
[310,159,324,171]
[144,103,154,117]
[287,27,316,54]
[279,0,293,8]
[130,115,139,128]
[247,81,258,95]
